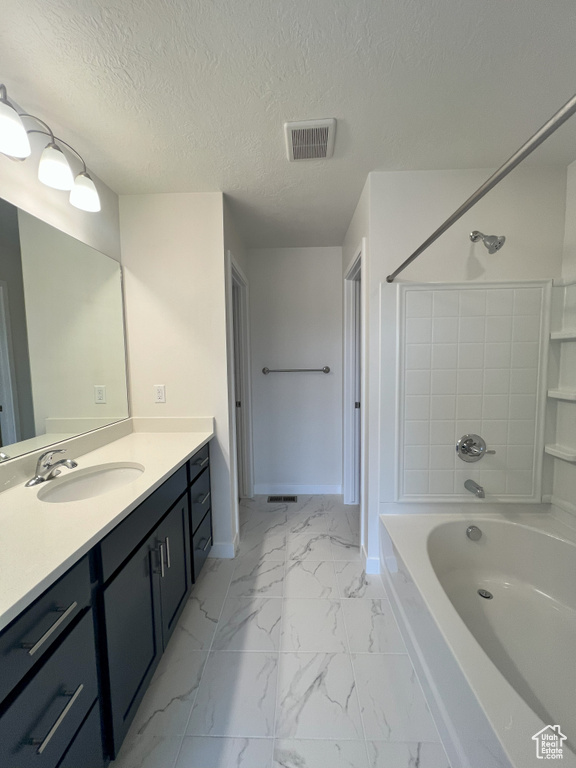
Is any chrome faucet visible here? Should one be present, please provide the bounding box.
[464,479,485,498]
[25,449,78,487]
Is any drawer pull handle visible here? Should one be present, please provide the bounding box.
[200,537,212,553]
[165,537,171,569]
[28,683,84,754]
[157,542,166,578]
[194,455,209,468]
[196,491,211,506]
[21,602,78,656]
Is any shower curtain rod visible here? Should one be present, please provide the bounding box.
[386,92,576,283]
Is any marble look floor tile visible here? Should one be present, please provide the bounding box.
[239,510,288,537]
[281,599,348,653]
[330,536,362,562]
[275,653,363,739]
[176,736,274,768]
[192,558,236,599]
[286,509,330,534]
[286,533,334,560]
[187,652,278,737]
[284,561,340,598]
[212,597,282,651]
[111,641,208,768]
[229,560,285,597]
[237,531,287,561]
[366,741,451,768]
[326,509,360,539]
[273,739,369,768]
[341,599,406,654]
[334,563,387,598]
[178,595,225,650]
[352,655,439,742]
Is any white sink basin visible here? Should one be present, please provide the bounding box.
[37,462,145,503]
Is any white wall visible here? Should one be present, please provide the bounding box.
[18,211,127,434]
[0,131,120,260]
[120,192,237,556]
[343,167,567,571]
[249,247,343,494]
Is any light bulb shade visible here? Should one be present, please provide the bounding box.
[70,172,101,212]
[0,99,31,158]
[38,142,74,190]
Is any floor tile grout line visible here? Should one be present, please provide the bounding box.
[339,588,372,767]
[174,562,236,765]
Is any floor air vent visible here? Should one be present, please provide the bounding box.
[284,119,336,161]
[268,495,298,503]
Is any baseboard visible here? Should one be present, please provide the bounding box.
[253,484,342,495]
[208,541,236,559]
[365,555,380,575]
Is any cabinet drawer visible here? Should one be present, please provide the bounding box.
[100,465,187,582]
[0,556,91,706]
[0,610,98,768]
[57,702,105,768]
[188,443,209,484]
[192,511,212,582]
[190,468,211,534]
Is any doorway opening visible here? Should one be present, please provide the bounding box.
[229,256,254,500]
[343,243,364,507]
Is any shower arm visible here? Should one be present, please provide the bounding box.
[386,92,576,283]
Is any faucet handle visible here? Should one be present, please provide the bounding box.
[37,449,66,469]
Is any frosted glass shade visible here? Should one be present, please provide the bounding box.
[38,142,74,190]
[70,172,101,212]
[0,99,31,158]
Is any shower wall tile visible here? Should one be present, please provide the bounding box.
[399,282,549,501]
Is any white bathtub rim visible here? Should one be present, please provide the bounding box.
[380,508,576,768]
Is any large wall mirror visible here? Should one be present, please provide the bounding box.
[0,198,129,461]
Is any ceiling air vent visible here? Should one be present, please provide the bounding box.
[284,118,336,161]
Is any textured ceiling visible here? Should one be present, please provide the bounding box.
[2,0,576,247]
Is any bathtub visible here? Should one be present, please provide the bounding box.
[379,506,576,768]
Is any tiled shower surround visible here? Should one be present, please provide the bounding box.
[398,283,549,500]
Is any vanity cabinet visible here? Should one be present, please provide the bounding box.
[100,472,192,755]
[188,444,212,580]
[0,438,213,767]
[0,610,101,768]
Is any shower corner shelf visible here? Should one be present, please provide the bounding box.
[550,330,576,341]
[544,444,576,463]
[547,388,576,401]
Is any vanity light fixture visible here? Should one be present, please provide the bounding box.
[0,84,31,158]
[0,82,101,212]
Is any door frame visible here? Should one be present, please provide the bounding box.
[225,252,254,500]
[0,281,20,447]
[343,241,365,508]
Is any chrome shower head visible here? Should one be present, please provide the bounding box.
[470,230,505,254]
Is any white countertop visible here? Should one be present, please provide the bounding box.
[0,429,213,632]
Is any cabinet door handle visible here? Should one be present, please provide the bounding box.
[164,537,171,569]
[196,490,211,505]
[200,537,212,552]
[158,542,165,578]
[20,602,78,656]
[27,683,84,754]
[194,455,209,468]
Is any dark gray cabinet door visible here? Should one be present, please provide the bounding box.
[156,498,191,645]
[103,537,162,755]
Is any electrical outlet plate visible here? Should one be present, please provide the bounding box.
[153,384,166,403]
[94,385,106,404]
